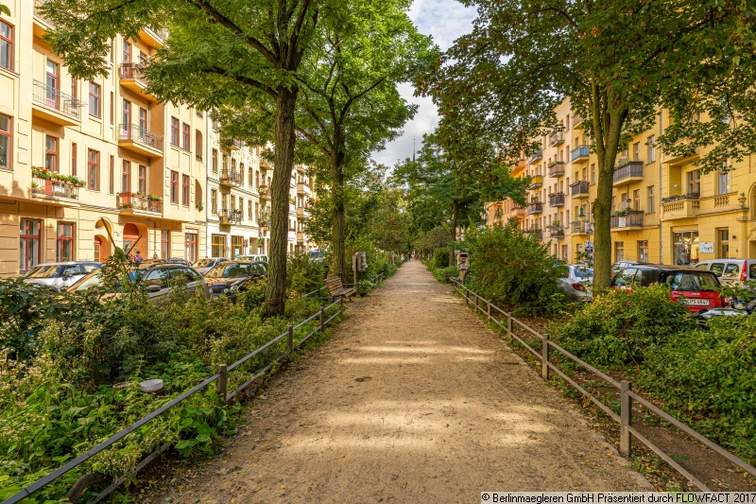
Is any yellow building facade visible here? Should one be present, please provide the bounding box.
[487,100,756,265]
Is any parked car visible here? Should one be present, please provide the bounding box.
[23,261,101,291]
[203,261,267,297]
[611,261,639,275]
[193,257,228,274]
[694,259,756,287]
[68,263,209,301]
[611,264,723,313]
[164,257,191,267]
[236,254,268,264]
[557,264,593,301]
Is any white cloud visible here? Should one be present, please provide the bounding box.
[370,0,476,167]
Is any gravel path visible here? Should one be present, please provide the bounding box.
[153,260,650,503]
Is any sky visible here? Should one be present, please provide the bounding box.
[370,0,477,167]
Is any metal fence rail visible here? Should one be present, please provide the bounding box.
[3,299,344,504]
[449,278,756,490]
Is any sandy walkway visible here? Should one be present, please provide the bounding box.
[152,261,650,503]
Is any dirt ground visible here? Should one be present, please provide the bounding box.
[147,261,651,503]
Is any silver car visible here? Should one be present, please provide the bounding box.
[23,261,101,291]
[558,264,593,301]
[192,257,228,275]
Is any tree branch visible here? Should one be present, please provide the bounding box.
[204,66,276,97]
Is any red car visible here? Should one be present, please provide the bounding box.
[611,264,723,313]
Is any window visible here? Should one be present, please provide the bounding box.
[185,233,198,263]
[88,82,101,118]
[19,219,42,273]
[182,174,190,206]
[122,98,131,131]
[240,163,245,184]
[687,169,700,195]
[46,60,59,107]
[590,163,596,184]
[182,122,190,150]
[0,20,13,71]
[248,200,253,221]
[212,149,218,173]
[138,165,147,193]
[87,149,100,191]
[717,168,731,195]
[632,142,640,160]
[646,135,655,162]
[109,155,114,194]
[139,107,147,135]
[170,117,179,146]
[646,186,655,214]
[211,189,217,214]
[614,241,625,262]
[195,130,203,160]
[637,241,648,264]
[121,160,131,193]
[56,222,75,262]
[249,167,254,187]
[109,91,114,125]
[161,230,171,259]
[632,189,641,211]
[716,228,729,258]
[170,170,178,203]
[122,41,132,63]
[45,135,58,172]
[211,234,226,258]
[0,113,10,170]
[71,142,77,176]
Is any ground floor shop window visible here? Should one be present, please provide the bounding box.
[637,240,648,264]
[56,222,75,262]
[212,234,226,258]
[19,218,41,272]
[231,235,244,258]
[673,231,699,265]
[185,232,198,263]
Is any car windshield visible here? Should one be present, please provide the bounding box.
[666,272,720,291]
[69,272,102,291]
[25,265,64,278]
[206,263,249,278]
[574,267,593,279]
[194,259,215,268]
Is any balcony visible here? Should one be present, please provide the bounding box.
[32,80,82,126]
[612,160,644,186]
[296,231,305,243]
[571,145,590,163]
[33,0,53,35]
[529,174,543,190]
[139,26,168,49]
[118,64,158,102]
[548,192,565,207]
[527,201,543,214]
[527,149,543,164]
[219,168,242,189]
[118,124,163,158]
[570,180,590,198]
[548,160,565,177]
[611,210,644,230]
[297,206,306,218]
[258,213,270,230]
[661,194,700,220]
[549,131,564,147]
[571,221,592,235]
[117,192,162,215]
[525,228,543,241]
[31,171,81,203]
[297,182,306,195]
[572,114,585,129]
[511,205,527,219]
[219,209,242,226]
[548,225,565,240]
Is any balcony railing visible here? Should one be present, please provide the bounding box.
[661,193,700,219]
[527,201,543,214]
[548,160,565,177]
[525,228,543,240]
[548,192,565,207]
[32,175,80,200]
[527,149,543,164]
[548,226,565,240]
[119,124,163,151]
[117,192,161,213]
[529,174,543,189]
[571,221,592,234]
[297,206,306,218]
[119,63,148,85]
[220,168,242,188]
[612,160,644,185]
[219,209,242,226]
[611,210,644,229]
[570,180,590,197]
[32,80,82,120]
[549,131,564,146]
[571,145,590,161]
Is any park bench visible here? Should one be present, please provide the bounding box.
[325,276,356,301]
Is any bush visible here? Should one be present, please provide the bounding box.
[287,253,325,296]
[463,225,567,315]
[550,285,696,367]
[431,247,450,269]
[639,315,756,462]
[433,265,458,282]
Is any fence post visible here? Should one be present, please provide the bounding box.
[507,314,512,342]
[217,364,227,404]
[620,380,632,457]
[486,299,491,320]
[319,305,325,331]
[541,333,550,380]
[287,324,294,355]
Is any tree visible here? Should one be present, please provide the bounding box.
[423,0,754,290]
[42,0,326,316]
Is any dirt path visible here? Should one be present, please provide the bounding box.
[152,261,650,503]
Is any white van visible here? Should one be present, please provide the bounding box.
[694,259,756,287]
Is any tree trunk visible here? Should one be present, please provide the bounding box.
[331,148,348,280]
[449,201,460,266]
[264,88,298,316]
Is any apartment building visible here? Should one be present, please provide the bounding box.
[487,99,756,265]
[485,157,526,228]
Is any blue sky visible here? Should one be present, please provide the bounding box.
[370,0,476,167]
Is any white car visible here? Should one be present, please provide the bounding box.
[558,264,593,301]
[23,261,102,291]
[694,259,756,287]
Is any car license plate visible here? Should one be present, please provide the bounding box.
[683,298,709,306]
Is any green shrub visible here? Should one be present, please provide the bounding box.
[638,315,756,462]
[287,253,325,296]
[463,225,566,315]
[433,265,458,282]
[431,247,450,269]
[550,285,696,367]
